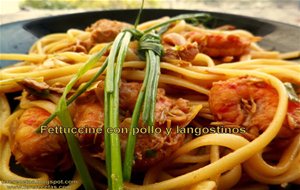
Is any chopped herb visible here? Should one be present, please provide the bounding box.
[284,82,300,103]
[145,149,157,158]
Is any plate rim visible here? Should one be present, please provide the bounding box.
[1,8,299,29]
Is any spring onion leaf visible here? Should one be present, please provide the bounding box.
[111,32,132,189]
[123,31,163,180]
[134,0,145,28]
[56,99,95,190]
[139,32,163,126]
[103,32,125,189]
[142,51,158,126]
[284,82,300,103]
[36,44,111,133]
[145,149,157,158]
[106,33,125,93]
[104,31,132,190]
[103,91,112,188]
[123,48,151,181]
[144,13,211,33]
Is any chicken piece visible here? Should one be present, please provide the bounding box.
[86,19,132,43]
[162,42,199,64]
[119,82,190,125]
[58,40,92,54]
[118,118,185,172]
[73,82,194,171]
[73,92,104,149]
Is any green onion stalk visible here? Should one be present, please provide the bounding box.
[144,13,212,33]
[104,32,125,189]
[56,101,95,190]
[123,32,163,181]
[140,33,163,127]
[103,2,145,187]
[104,31,133,190]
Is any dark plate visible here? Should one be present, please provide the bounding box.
[1,9,300,190]
[1,9,300,67]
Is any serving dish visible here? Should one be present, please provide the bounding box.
[0,9,300,190]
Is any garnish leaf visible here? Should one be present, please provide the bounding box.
[284,82,300,103]
[145,149,157,158]
[56,99,95,190]
[36,44,110,133]
[144,13,212,33]
[104,31,132,190]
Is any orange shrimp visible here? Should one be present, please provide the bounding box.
[209,76,300,139]
[9,107,72,173]
[162,31,255,62]
[186,31,252,57]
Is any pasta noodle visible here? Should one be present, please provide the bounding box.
[0,13,299,190]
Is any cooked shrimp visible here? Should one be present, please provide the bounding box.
[186,31,252,57]
[9,107,72,173]
[162,31,254,62]
[209,76,300,139]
